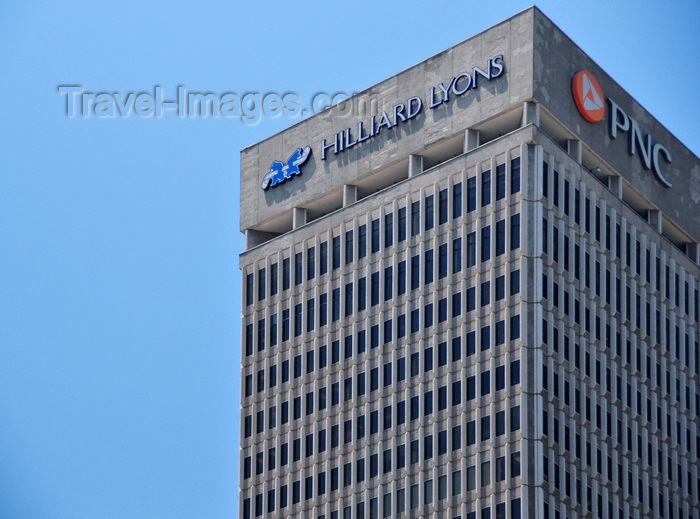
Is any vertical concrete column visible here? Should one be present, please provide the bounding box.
[293,207,307,229]
[244,229,256,250]
[408,154,423,178]
[463,128,480,152]
[608,175,623,199]
[647,209,662,233]
[567,139,582,163]
[522,101,540,127]
[343,184,358,206]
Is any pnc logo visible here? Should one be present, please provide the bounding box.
[572,70,605,123]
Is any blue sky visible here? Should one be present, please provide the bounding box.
[0,1,697,518]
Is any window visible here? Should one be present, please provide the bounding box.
[467,232,476,267]
[482,169,491,207]
[453,237,462,273]
[467,177,476,212]
[306,299,315,331]
[371,219,380,253]
[319,294,327,327]
[358,224,367,258]
[384,266,393,300]
[269,262,278,296]
[411,201,420,236]
[481,281,490,307]
[307,246,316,280]
[453,182,462,218]
[245,273,253,306]
[481,225,491,262]
[257,318,265,351]
[452,292,462,317]
[358,277,366,312]
[496,163,506,200]
[282,257,290,290]
[496,219,505,256]
[496,455,506,481]
[511,451,521,477]
[495,275,505,301]
[511,405,521,431]
[510,269,520,295]
[438,244,448,278]
[481,370,491,394]
[294,304,302,336]
[332,236,340,269]
[294,253,302,286]
[398,207,407,241]
[510,360,520,385]
[439,188,448,224]
[385,213,393,248]
[397,261,406,295]
[345,231,353,264]
[258,268,266,301]
[496,411,505,436]
[320,242,328,275]
[424,249,434,285]
[510,214,520,250]
[332,288,340,321]
[511,157,520,194]
[344,283,352,316]
[411,255,420,290]
[425,194,434,231]
[371,272,380,306]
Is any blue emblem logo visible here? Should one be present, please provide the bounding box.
[261,146,312,190]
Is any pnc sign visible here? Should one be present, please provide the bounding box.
[572,70,672,188]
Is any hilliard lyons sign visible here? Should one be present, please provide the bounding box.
[572,70,673,188]
[320,54,505,160]
[261,55,506,191]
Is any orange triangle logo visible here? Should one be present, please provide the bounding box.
[573,70,605,123]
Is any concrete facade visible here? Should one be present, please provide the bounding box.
[239,7,699,519]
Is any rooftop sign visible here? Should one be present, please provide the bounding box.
[320,54,506,160]
[572,70,672,188]
[261,146,312,190]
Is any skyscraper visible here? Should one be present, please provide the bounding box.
[239,7,699,519]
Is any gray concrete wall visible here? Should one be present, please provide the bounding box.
[531,8,700,242]
[240,8,536,233]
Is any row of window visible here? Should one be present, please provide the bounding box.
[244,315,521,402]
[545,314,697,408]
[244,414,522,480]
[242,460,522,518]
[541,161,698,322]
[543,328,698,428]
[245,335,521,397]
[542,452,699,519]
[243,364,520,438]
[247,221,522,313]
[544,361,699,457]
[542,245,698,374]
[540,267,700,385]
[543,404,698,494]
[246,159,521,307]
[545,334,698,413]
[245,275,521,356]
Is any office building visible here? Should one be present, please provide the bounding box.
[239,7,700,518]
